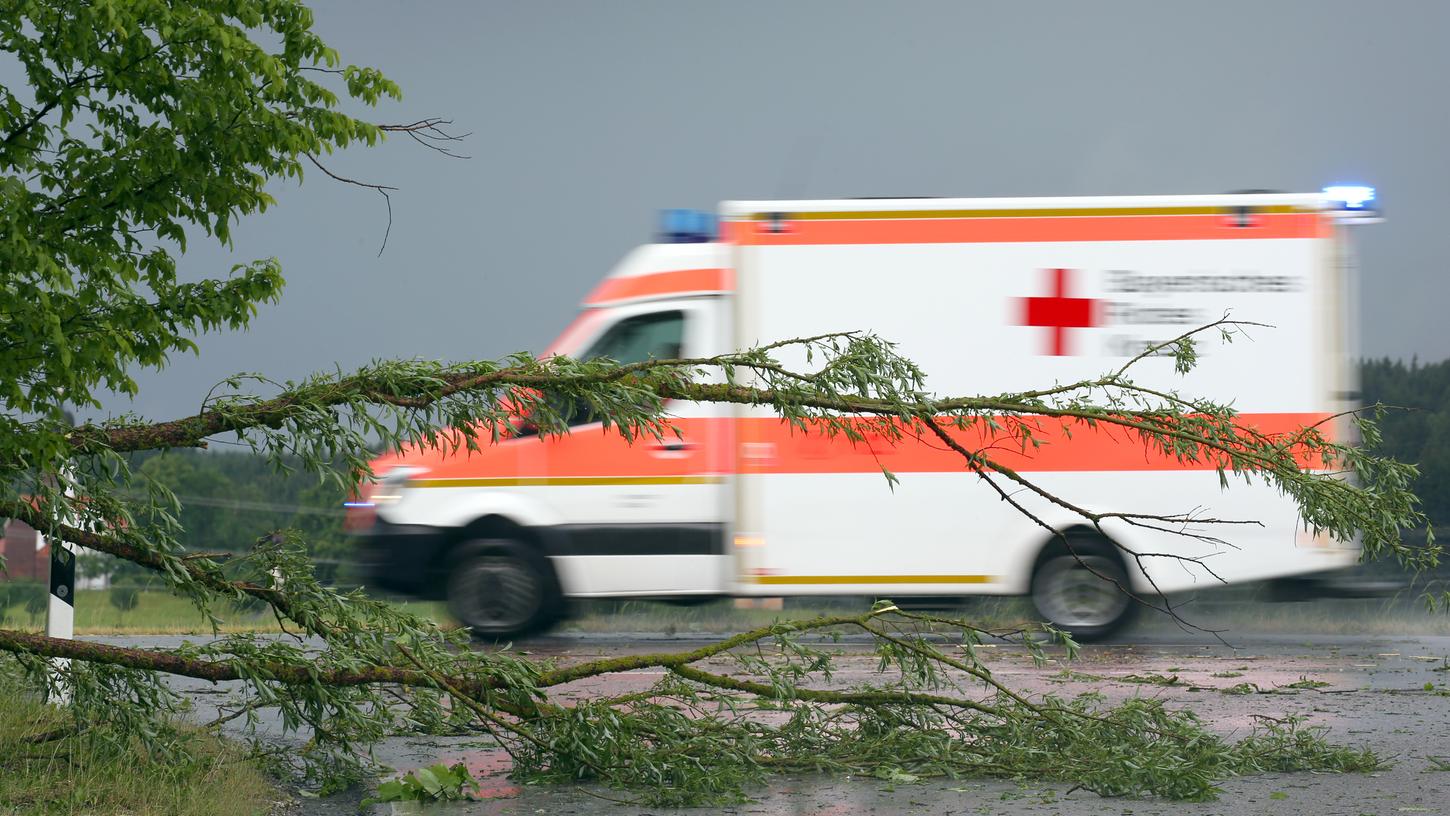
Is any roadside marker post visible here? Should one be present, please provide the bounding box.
[44,531,75,704]
[41,414,79,704]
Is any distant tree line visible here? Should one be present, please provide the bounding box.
[1361,357,1450,529]
[101,450,353,585]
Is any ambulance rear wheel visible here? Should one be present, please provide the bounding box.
[446,539,560,639]
[1030,533,1136,642]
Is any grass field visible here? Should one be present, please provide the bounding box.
[0,586,450,635]
[0,672,280,815]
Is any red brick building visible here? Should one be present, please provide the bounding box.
[1,519,49,581]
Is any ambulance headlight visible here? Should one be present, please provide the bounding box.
[370,466,428,506]
[1323,185,1376,210]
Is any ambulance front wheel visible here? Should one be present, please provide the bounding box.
[1029,533,1137,642]
[446,539,561,639]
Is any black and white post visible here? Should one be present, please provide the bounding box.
[44,529,75,703]
[46,534,76,636]
[43,410,78,705]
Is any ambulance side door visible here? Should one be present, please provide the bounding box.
[539,299,730,596]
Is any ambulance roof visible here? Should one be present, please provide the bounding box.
[720,191,1358,219]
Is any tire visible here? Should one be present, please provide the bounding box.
[1030,531,1137,642]
[445,539,561,640]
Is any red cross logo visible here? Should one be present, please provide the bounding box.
[1018,268,1099,356]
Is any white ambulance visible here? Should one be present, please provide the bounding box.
[351,189,1378,640]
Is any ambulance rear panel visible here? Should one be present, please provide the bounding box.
[721,196,1358,596]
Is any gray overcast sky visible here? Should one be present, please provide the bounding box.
[80,1,1450,420]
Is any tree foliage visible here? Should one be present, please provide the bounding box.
[0,0,1438,805]
[76,448,353,586]
[1362,357,1450,528]
[1,0,393,423]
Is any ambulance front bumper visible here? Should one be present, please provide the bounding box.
[354,519,451,597]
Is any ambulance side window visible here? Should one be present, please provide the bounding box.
[583,311,685,364]
[558,311,686,427]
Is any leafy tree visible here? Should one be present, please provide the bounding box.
[0,0,1438,804]
[137,453,242,553]
[120,449,354,583]
[1362,357,1450,528]
[108,584,140,618]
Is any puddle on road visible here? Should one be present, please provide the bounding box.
[438,748,520,801]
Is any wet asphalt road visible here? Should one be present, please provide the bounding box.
[99,630,1450,816]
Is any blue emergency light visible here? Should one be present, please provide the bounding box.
[1323,185,1376,210]
[660,209,717,243]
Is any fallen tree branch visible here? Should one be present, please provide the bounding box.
[0,628,435,690]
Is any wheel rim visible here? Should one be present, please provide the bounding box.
[1033,554,1130,630]
[448,553,542,633]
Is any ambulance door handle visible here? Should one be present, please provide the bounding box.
[649,440,695,453]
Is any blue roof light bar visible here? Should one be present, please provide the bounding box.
[659,209,717,243]
[1323,185,1376,210]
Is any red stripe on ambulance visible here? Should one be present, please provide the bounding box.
[584,267,732,305]
[726,213,1326,245]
